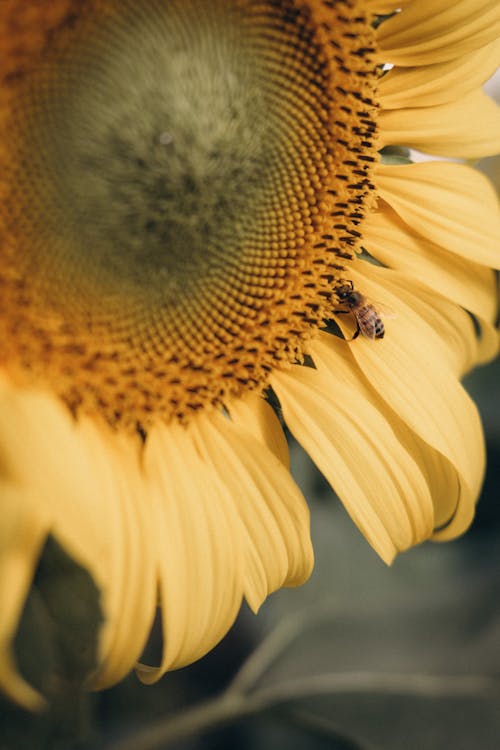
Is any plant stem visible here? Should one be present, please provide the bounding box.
[107,692,249,750]
[107,671,498,750]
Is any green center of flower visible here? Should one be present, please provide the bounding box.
[1,0,379,430]
[23,3,295,316]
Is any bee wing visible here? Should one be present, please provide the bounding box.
[367,298,397,319]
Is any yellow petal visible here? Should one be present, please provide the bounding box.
[271,341,435,564]
[346,264,485,512]
[396,271,498,371]
[394,427,472,537]
[363,202,498,325]
[431,481,477,541]
[0,488,47,710]
[376,161,500,268]
[364,1,412,11]
[359,263,482,375]
[378,90,500,159]
[138,419,244,683]
[0,379,158,693]
[379,38,500,109]
[311,331,476,538]
[81,423,158,690]
[376,0,500,66]
[0,650,45,713]
[475,319,500,366]
[226,391,290,468]
[137,406,313,684]
[191,411,313,611]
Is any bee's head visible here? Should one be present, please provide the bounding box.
[336,282,360,306]
[335,282,352,300]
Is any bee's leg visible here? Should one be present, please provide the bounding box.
[342,330,360,342]
[334,310,359,340]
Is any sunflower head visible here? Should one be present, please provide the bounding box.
[1,0,500,717]
[0,0,379,432]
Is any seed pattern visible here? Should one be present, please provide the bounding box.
[0,0,379,430]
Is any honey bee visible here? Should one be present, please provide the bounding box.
[335,281,386,340]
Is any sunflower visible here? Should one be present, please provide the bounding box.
[1,0,499,710]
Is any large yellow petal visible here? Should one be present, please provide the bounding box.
[311,331,475,538]
[348,259,478,378]
[376,0,500,66]
[0,379,158,694]
[226,391,290,468]
[137,406,313,682]
[137,419,244,683]
[363,202,498,325]
[378,90,500,159]
[345,264,485,515]
[361,265,483,376]
[81,423,158,690]
[376,161,500,268]
[0,388,104,574]
[379,38,500,109]
[191,411,313,612]
[271,342,434,564]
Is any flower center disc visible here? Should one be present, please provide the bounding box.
[0,0,378,430]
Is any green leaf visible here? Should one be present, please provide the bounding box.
[0,535,103,749]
